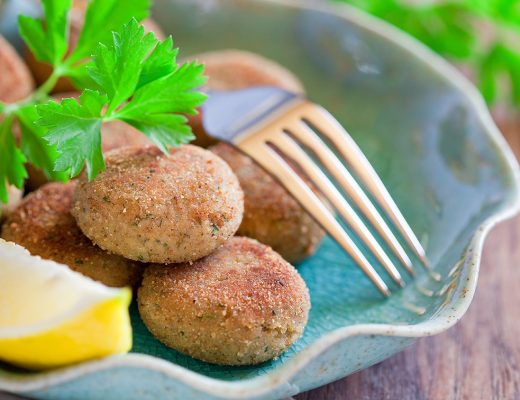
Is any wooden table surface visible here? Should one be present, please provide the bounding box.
[296,114,520,400]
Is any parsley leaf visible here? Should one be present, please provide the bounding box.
[122,61,207,117]
[69,0,150,63]
[338,0,520,105]
[37,19,206,180]
[17,0,150,94]
[118,61,206,151]
[479,43,520,105]
[137,37,178,90]
[0,117,27,204]
[2,0,205,203]
[18,0,71,65]
[16,105,68,182]
[121,114,194,152]
[37,90,107,179]
[67,62,99,92]
[88,19,157,113]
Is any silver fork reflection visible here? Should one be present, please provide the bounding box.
[202,87,428,296]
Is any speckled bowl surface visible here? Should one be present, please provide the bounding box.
[1,0,519,399]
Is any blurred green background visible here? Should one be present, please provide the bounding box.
[335,0,520,108]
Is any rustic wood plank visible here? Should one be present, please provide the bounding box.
[297,114,520,400]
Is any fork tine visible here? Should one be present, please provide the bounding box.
[300,103,429,267]
[287,122,415,276]
[269,133,405,287]
[237,142,391,296]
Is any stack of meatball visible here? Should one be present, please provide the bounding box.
[1,9,324,366]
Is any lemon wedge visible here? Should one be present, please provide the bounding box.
[0,239,132,369]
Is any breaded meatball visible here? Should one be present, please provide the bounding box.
[194,49,304,93]
[138,237,310,366]
[186,49,305,147]
[211,143,324,263]
[72,145,244,264]
[0,185,23,222]
[0,35,34,103]
[24,4,165,94]
[101,120,152,152]
[1,182,143,288]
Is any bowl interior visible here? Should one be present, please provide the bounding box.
[111,0,518,381]
[0,0,516,388]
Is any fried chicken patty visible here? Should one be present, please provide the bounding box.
[211,143,325,263]
[186,49,305,147]
[0,35,34,103]
[138,237,310,366]
[1,182,143,287]
[72,145,244,264]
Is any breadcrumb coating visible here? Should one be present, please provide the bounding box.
[138,237,310,365]
[0,185,23,222]
[211,143,324,263]
[1,182,143,287]
[73,145,244,263]
[0,35,34,103]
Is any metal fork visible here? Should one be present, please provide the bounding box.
[202,87,428,296]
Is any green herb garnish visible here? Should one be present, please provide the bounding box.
[0,0,206,203]
[337,0,520,105]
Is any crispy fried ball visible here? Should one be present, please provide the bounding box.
[0,35,34,103]
[24,3,165,93]
[186,49,305,147]
[211,143,325,263]
[1,182,143,288]
[0,185,23,222]
[138,237,310,366]
[194,49,304,93]
[101,120,152,153]
[72,145,244,264]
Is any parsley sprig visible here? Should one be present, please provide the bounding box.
[38,19,206,180]
[0,0,206,203]
[338,0,520,106]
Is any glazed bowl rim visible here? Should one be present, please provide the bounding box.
[2,0,520,397]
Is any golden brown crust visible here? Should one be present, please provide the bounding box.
[138,236,310,366]
[101,120,153,153]
[186,49,305,147]
[211,143,324,263]
[0,185,23,223]
[193,49,304,94]
[72,145,244,263]
[0,36,34,103]
[1,182,143,288]
[186,112,214,148]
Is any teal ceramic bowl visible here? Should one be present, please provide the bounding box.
[1,0,520,399]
